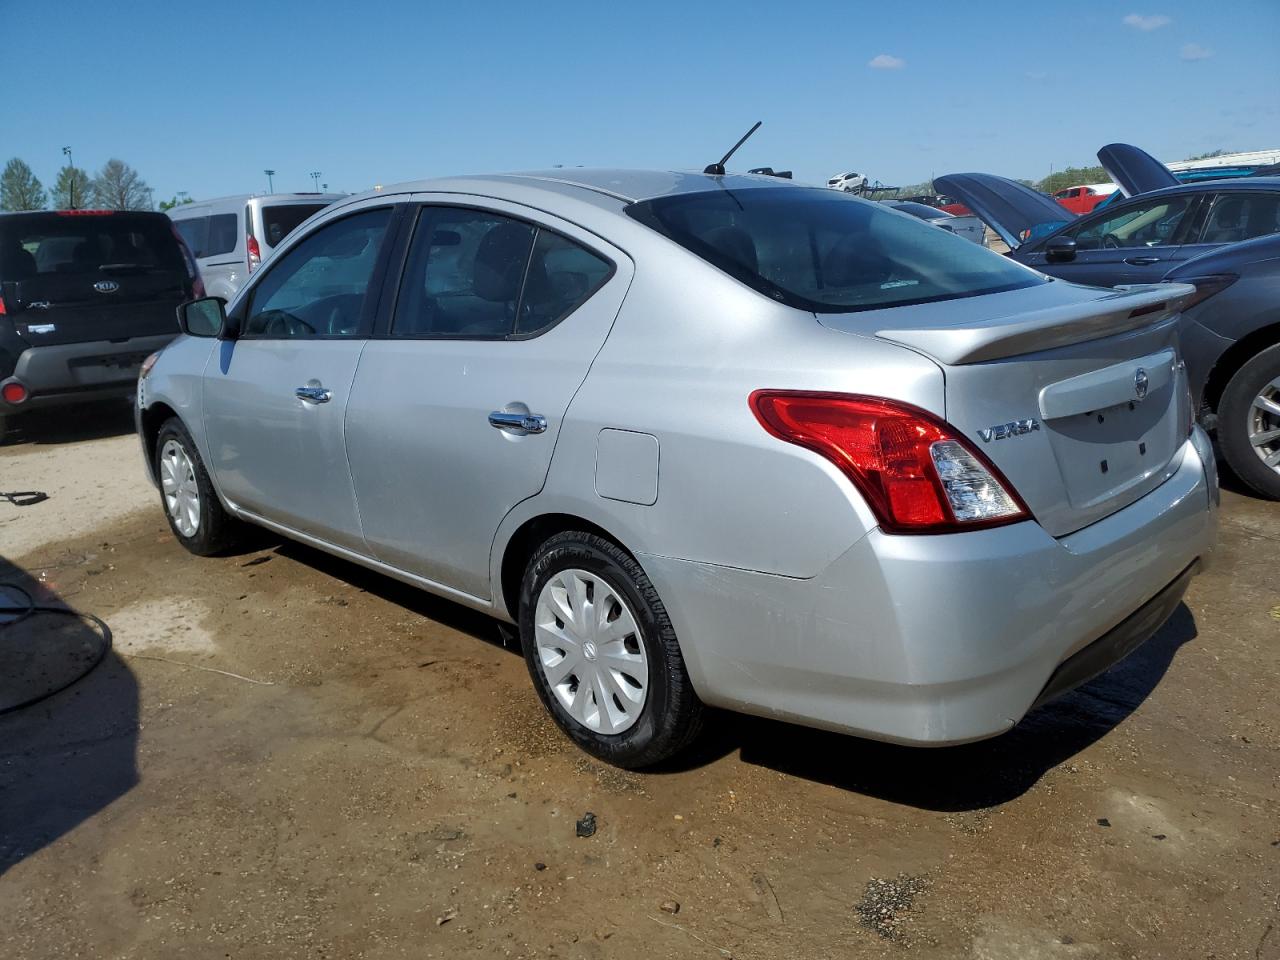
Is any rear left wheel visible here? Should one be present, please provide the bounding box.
[1217,344,1280,500]
[519,532,704,768]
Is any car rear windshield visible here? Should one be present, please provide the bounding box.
[0,212,184,280]
[626,187,1044,313]
[260,203,327,250]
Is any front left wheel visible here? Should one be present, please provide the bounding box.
[518,532,704,768]
[154,417,244,555]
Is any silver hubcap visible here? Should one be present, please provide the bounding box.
[533,569,648,735]
[160,438,201,538]
[1248,378,1280,474]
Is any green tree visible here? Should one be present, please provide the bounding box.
[52,165,92,209]
[91,158,153,210]
[0,158,47,211]
[158,195,195,211]
[1036,165,1109,195]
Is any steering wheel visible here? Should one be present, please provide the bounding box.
[1102,233,1123,250]
[259,310,316,338]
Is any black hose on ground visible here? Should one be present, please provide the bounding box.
[0,583,112,716]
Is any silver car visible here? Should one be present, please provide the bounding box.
[136,170,1218,767]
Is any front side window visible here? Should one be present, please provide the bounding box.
[626,186,1042,313]
[391,207,612,338]
[1065,196,1194,250]
[173,217,209,258]
[242,207,390,339]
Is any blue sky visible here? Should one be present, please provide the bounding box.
[6,0,1278,201]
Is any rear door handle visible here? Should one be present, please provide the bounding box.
[1123,256,1161,265]
[296,384,332,404]
[488,411,547,434]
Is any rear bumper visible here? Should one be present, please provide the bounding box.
[0,334,176,413]
[640,430,1218,746]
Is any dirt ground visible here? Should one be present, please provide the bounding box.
[1,408,1277,960]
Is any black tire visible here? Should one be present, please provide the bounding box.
[154,417,244,555]
[518,531,704,768]
[1217,344,1280,500]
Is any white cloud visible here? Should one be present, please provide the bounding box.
[868,54,905,70]
[1180,43,1214,61]
[1123,13,1171,30]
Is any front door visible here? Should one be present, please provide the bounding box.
[203,204,395,550]
[345,200,632,599]
[1029,194,1203,286]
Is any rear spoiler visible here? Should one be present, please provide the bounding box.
[875,283,1195,365]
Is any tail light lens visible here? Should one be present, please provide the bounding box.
[749,391,1029,534]
[247,234,261,273]
[2,381,28,405]
[1174,274,1238,311]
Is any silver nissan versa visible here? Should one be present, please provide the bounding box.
[136,170,1218,767]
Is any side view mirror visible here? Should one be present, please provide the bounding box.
[1045,236,1078,263]
[177,297,229,338]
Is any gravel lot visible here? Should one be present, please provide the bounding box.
[2,409,1277,959]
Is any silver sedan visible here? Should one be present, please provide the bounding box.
[137,170,1217,767]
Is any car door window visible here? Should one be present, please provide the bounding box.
[1065,196,1193,250]
[206,214,238,256]
[174,217,208,258]
[243,207,390,339]
[517,229,613,334]
[1199,193,1280,244]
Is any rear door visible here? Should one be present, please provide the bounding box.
[203,202,397,550]
[1,211,189,345]
[1023,193,1205,286]
[1177,189,1280,262]
[345,197,632,599]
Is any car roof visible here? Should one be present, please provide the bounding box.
[362,169,817,207]
[1123,176,1280,201]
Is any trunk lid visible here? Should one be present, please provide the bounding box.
[1097,142,1181,198]
[0,211,188,346]
[932,173,1073,250]
[819,280,1197,536]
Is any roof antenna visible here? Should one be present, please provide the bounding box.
[704,121,762,176]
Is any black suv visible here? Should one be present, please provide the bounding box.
[0,210,200,439]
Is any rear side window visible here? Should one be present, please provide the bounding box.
[173,217,208,258]
[1196,192,1280,244]
[626,187,1041,313]
[260,203,327,250]
[0,213,184,280]
[206,213,238,256]
[391,207,613,338]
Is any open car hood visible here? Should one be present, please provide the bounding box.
[1097,143,1180,197]
[932,173,1071,250]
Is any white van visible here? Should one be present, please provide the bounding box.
[168,193,344,299]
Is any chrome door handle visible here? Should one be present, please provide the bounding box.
[296,384,332,404]
[1123,256,1161,265]
[488,411,547,434]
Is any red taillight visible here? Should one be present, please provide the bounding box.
[749,391,1029,534]
[55,209,115,216]
[0,293,6,316]
[246,234,261,273]
[2,381,28,405]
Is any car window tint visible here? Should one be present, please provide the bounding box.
[392,208,536,337]
[206,214,238,256]
[173,217,208,258]
[243,207,390,339]
[0,213,184,279]
[517,230,612,335]
[1199,193,1280,244]
[261,203,328,251]
[627,187,1041,313]
[1065,196,1193,250]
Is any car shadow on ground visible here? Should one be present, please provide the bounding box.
[0,557,138,877]
[2,402,136,447]
[669,605,1199,811]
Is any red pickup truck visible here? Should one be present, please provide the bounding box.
[1052,183,1118,215]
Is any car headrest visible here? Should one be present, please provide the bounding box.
[474,223,533,302]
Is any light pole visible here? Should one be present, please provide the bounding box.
[264,169,276,193]
[310,171,322,192]
[62,146,76,209]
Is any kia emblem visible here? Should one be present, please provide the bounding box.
[93,280,120,294]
